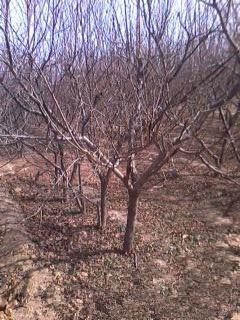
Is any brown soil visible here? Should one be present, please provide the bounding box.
[0,155,239,320]
[0,164,59,320]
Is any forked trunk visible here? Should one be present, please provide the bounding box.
[123,190,139,254]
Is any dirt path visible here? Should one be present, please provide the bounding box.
[0,171,58,319]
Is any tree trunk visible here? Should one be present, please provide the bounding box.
[123,190,139,254]
[218,138,227,168]
[99,175,108,229]
[58,141,67,201]
[98,169,112,229]
[77,162,86,214]
[53,151,59,186]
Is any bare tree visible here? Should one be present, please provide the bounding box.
[0,0,239,254]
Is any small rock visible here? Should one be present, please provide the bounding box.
[77,272,88,280]
[75,298,83,305]
[154,259,167,268]
[14,187,22,195]
[79,231,88,238]
[231,313,240,320]
[220,277,231,285]
[72,298,84,310]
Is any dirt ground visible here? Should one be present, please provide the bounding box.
[0,156,239,320]
[0,162,59,320]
